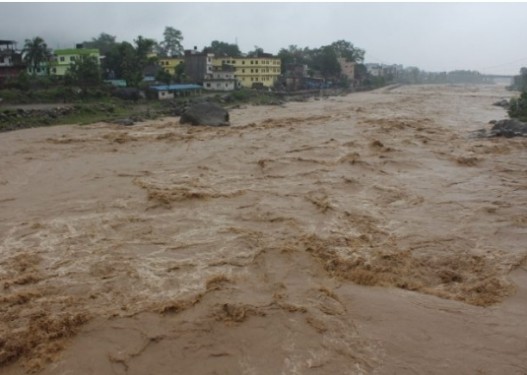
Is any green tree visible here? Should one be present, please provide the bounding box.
[156,69,172,85]
[277,45,310,74]
[311,45,341,79]
[23,36,52,75]
[174,62,186,83]
[508,68,527,121]
[103,36,157,87]
[118,41,142,87]
[247,46,264,58]
[83,33,117,56]
[510,67,527,92]
[65,55,102,89]
[158,26,184,57]
[135,36,157,65]
[508,91,527,121]
[330,40,365,63]
[203,40,241,57]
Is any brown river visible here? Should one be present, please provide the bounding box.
[1,84,526,374]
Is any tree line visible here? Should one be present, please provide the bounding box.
[14,27,368,89]
[9,26,495,94]
[508,67,527,121]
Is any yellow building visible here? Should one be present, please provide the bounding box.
[158,57,184,75]
[212,56,281,88]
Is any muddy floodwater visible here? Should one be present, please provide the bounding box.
[1,84,526,374]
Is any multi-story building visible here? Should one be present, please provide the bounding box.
[50,47,101,76]
[184,49,213,84]
[0,40,25,84]
[338,58,356,80]
[203,66,237,91]
[212,55,281,88]
[365,63,383,77]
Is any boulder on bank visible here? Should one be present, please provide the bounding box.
[114,118,135,126]
[112,88,145,102]
[493,99,509,108]
[179,101,230,127]
[489,119,527,138]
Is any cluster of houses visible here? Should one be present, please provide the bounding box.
[0,38,406,100]
[0,40,101,81]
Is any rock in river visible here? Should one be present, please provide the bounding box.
[179,102,230,127]
[490,119,527,138]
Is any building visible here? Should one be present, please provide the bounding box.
[203,65,237,91]
[27,62,49,76]
[364,63,403,79]
[212,55,281,88]
[149,84,202,100]
[0,40,25,84]
[280,63,308,91]
[158,57,184,75]
[50,47,101,76]
[338,58,356,80]
[365,63,383,77]
[184,48,213,84]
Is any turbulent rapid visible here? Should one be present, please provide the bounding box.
[1,84,526,374]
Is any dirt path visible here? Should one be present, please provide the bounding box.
[1,84,526,374]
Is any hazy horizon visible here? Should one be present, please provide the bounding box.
[1,2,527,75]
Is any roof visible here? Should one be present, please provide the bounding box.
[54,48,99,55]
[104,79,127,88]
[150,84,202,92]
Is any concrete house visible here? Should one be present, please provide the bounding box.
[203,65,237,91]
[0,40,25,84]
[50,46,101,76]
[184,48,213,84]
[159,57,184,75]
[338,58,356,81]
[149,84,202,100]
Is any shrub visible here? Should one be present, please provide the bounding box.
[508,91,527,122]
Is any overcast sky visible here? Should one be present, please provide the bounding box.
[1,2,527,75]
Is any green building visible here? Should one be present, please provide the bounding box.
[50,48,101,76]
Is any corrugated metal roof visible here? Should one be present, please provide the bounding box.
[150,84,202,91]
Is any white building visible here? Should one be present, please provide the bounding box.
[203,67,237,91]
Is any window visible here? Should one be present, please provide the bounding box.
[206,83,211,87]
[255,69,258,73]
[52,68,56,73]
[242,60,245,65]
[70,56,76,62]
[60,56,65,62]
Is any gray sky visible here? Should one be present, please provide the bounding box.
[1,2,527,75]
